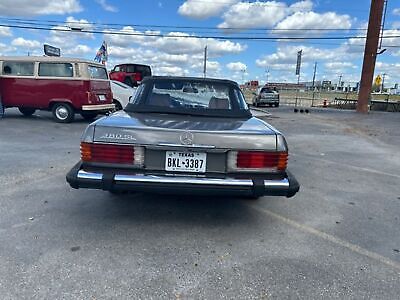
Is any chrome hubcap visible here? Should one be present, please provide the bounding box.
[56,106,68,120]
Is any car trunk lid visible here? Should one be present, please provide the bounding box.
[92,111,278,151]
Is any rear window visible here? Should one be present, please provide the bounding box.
[39,63,73,77]
[88,66,108,79]
[261,87,273,93]
[125,65,151,76]
[126,78,251,118]
[136,65,151,77]
[126,65,136,73]
[2,62,34,76]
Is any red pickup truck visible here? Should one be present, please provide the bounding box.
[109,63,152,87]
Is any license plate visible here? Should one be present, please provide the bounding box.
[98,94,106,101]
[165,151,206,173]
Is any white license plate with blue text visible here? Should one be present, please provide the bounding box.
[165,151,207,173]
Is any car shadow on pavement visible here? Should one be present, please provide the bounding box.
[68,191,266,230]
[2,110,100,124]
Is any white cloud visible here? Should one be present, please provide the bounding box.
[393,8,400,16]
[217,0,317,30]
[0,43,16,55]
[95,0,118,12]
[255,43,363,78]
[218,1,288,29]
[40,17,96,57]
[226,62,247,72]
[178,0,239,19]
[0,0,82,16]
[11,37,40,49]
[155,66,187,76]
[288,0,313,13]
[324,61,357,72]
[65,16,94,37]
[0,27,12,37]
[273,11,351,36]
[63,44,92,56]
[105,28,246,57]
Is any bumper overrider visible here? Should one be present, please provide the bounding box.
[66,161,300,198]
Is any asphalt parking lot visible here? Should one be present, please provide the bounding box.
[1,107,400,299]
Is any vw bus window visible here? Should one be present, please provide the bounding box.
[88,65,108,80]
[39,63,73,77]
[2,62,34,76]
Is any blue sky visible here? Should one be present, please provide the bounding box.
[0,0,399,86]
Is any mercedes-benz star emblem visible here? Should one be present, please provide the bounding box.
[180,131,194,145]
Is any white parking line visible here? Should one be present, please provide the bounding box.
[248,205,400,272]
[292,153,400,179]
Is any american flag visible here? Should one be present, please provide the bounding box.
[94,41,108,64]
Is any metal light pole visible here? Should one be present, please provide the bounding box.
[381,73,386,93]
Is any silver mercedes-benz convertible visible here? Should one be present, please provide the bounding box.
[66,76,299,198]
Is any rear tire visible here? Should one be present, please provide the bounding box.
[123,77,133,87]
[0,99,4,119]
[52,103,74,123]
[18,107,36,116]
[275,103,279,107]
[80,112,98,121]
[113,100,123,111]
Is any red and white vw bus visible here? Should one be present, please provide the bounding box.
[0,56,114,122]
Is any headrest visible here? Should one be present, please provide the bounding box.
[209,97,229,109]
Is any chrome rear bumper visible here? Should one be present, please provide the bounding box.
[66,162,299,198]
[81,104,115,111]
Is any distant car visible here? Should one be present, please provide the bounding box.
[253,86,280,107]
[111,80,136,110]
[66,76,299,199]
[109,63,152,87]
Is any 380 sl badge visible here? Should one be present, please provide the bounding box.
[100,133,136,141]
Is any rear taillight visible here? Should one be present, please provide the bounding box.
[80,142,144,166]
[227,151,288,172]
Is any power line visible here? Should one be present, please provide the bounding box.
[1,23,399,42]
[0,17,369,32]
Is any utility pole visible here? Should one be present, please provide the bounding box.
[338,74,343,90]
[312,62,317,89]
[381,73,386,92]
[203,45,207,78]
[357,0,385,113]
[241,68,246,83]
[311,62,317,107]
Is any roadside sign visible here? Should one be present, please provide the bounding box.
[374,74,382,86]
[295,50,302,75]
[44,44,61,57]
